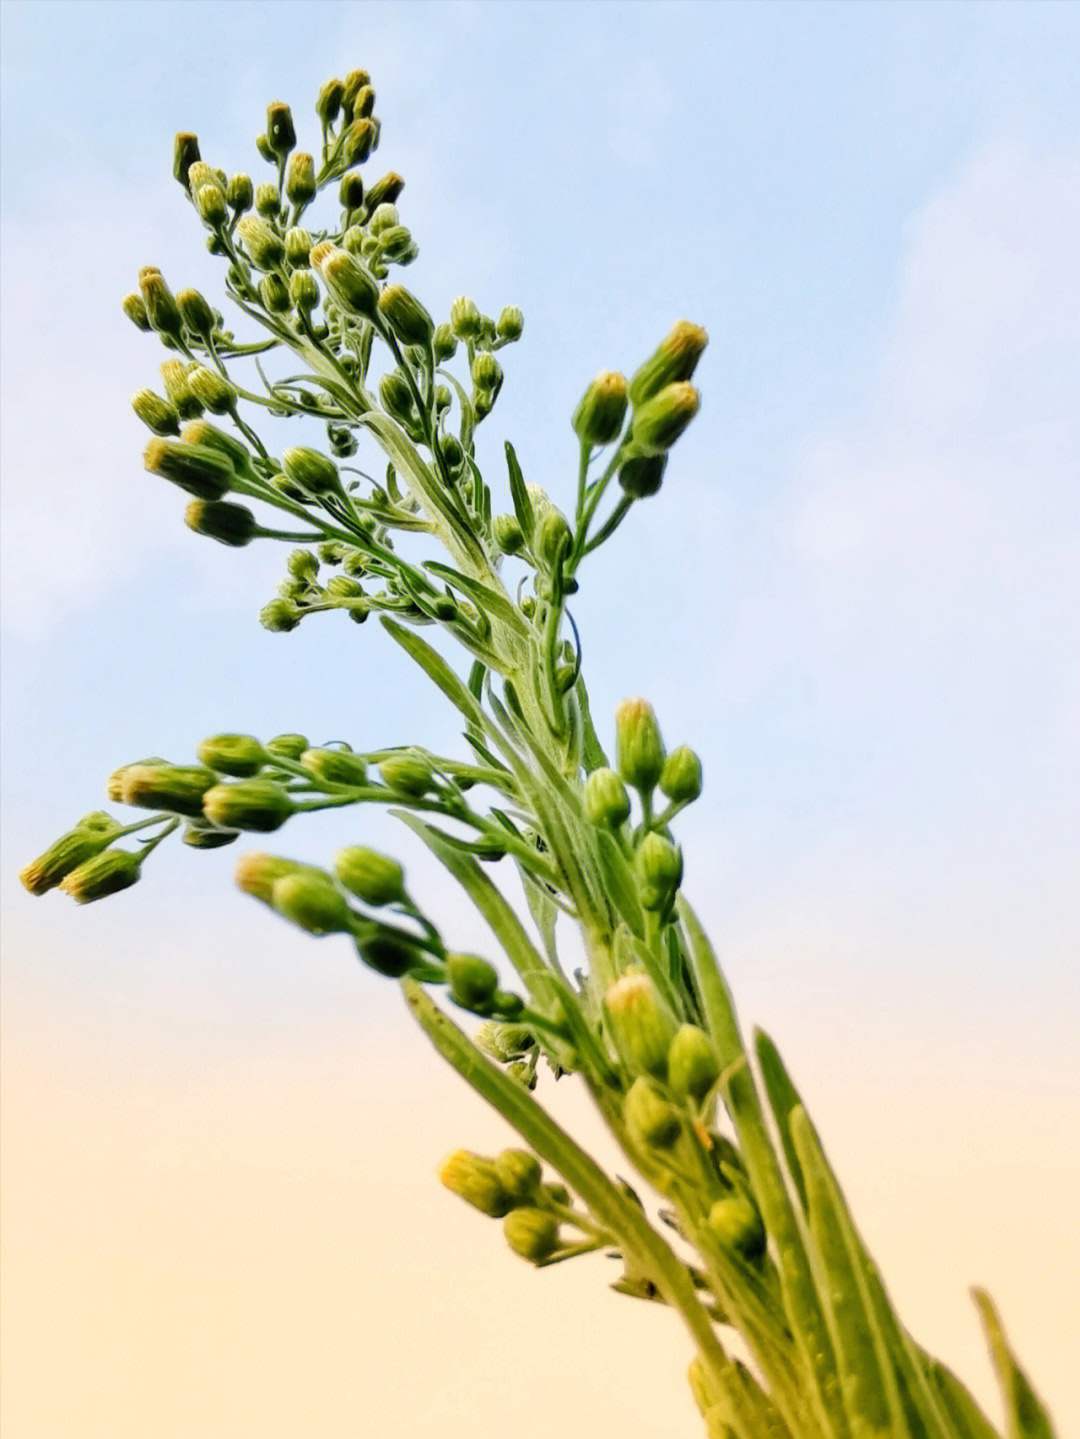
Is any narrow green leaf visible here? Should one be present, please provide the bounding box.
[505,439,535,541]
[926,1358,1002,1439]
[675,896,744,1072]
[381,618,487,729]
[972,1289,1056,1439]
[754,1029,810,1213]
[594,830,646,937]
[425,559,527,635]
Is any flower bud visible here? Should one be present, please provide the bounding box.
[236,215,285,270]
[369,203,398,235]
[281,446,341,496]
[59,849,141,904]
[179,420,255,480]
[667,1024,721,1103]
[504,1208,560,1262]
[255,134,275,164]
[227,172,253,212]
[535,507,572,571]
[317,248,379,319]
[338,169,365,212]
[132,389,180,436]
[317,78,345,124]
[260,598,300,632]
[76,811,121,836]
[355,932,419,978]
[450,296,481,340]
[604,972,678,1079]
[122,292,151,331]
[173,132,201,190]
[496,305,524,342]
[584,768,631,828]
[106,759,167,803]
[254,182,281,218]
[379,371,415,424]
[342,69,372,117]
[629,382,700,457]
[265,102,296,157]
[297,749,366,790]
[186,161,217,196]
[706,1194,765,1260]
[342,117,376,166]
[439,1150,512,1218]
[265,733,309,761]
[446,951,500,1009]
[473,1021,534,1062]
[617,453,666,500]
[284,225,313,265]
[493,514,524,556]
[660,745,702,804]
[186,365,236,415]
[285,152,317,207]
[121,763,217,817]
[203,780,295,832]
[364,172,404,213]
[350,84,376,120]
[194,182,228,227]
[286,549,318,584]
[271,871,351,935]
[235,851,310,902]
[182,822,238,849]
[196,734,267,778]
[378,751,434,796]
[144,438,232,501]
[325,576,364,600]
[334,846,405,906]
[438,434,464,473]
[624,1076,681,1149]
[157,359,201,420]
[377,284,434,346]
[432,323,456,362]
[376,225,416,264]
[289,270,320,314]
[494,1149,542,1202]
[176,288,217,341]
[471,350,501,392]
[139,270,183,340]
[636,832,683,911]
[259,274,291,313]
[572,371,629,447]
[615,698,665,795]
[185,499,256,547]
[20,826,116,896]
[628,321,708,408]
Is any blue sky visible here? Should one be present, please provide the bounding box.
[3,0,1077,1052]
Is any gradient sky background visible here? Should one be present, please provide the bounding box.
[2,2,1078,1435]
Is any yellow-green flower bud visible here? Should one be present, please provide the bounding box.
[667,1024,720,1103]
[496,305,524,342]
[618,453,666,500]
[173,132,201,190]
[194,182,228,227]
[176,288,217,342]
[493,514,524,556]
[378,284,434,346]
[317,77,345,124]
[379,371,415,424]
[342,69,372,118]
[186,366,236,415]
[338,169,365,213]
[494,1149,542,1202]
[179,420,255,481]
[121,763,217,817]
[271,871,351,936]
[471,350,501,392]
[106,759,167,803]
[365,171,404,211]
[629,382,700,457]
[20,826,116,896]
[356,932,418,977]
[450,296,481,340]
[281,446,341,496]
[325,576,364,600]
[76,811,121,835]
[535,507,572,572]
[636,832,683,911]
[624,1076,681,1149]
[376,225,416,264]
[584,767,631,828]
[438,434,464,473]
[132,389,180,436]
[300,748,368,787]
[182,822,238,849]
[474,1021,534,1062]
[446,951,500,1009]
[196,734,267,778]
[122,291,151,331]
[185,499,256,547]
[234,851,310,902]
[288,270,320,315]
[226,172,253,212]
[265,733,309,761]
[255,133,275,164]
[604,972,679,1079]
[615,697,665,794]
[287,549,319,583]
[660,745,702,804]
[439,1150,512,1218]
[139,270,183,340]
[572,371,629,447]
[259,274,291,314]
[285,152,317,207]
[504,1207,560,1262]
[431,326,456,366]
[706,1193,765,1260]
[203,780,295,833]
[236,214,285,269]
[59,849,141,904]
[342,117,376,166]
[350,84,376,120]
[628,320,709,407]
[144,438,232,501]
[260,598,300,632]
[284,225,313,266]
[378,751,434,796]
[185,161,216,196]
[317,247,379,319]
[159,359,203,421]
[265,102,296,158]
[369,203,398,235]
[334,846,405,905]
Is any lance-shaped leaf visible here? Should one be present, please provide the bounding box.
[504,440,535,542]
[972,1289,1056,1439]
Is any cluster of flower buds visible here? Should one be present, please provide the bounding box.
[439,1147,588,1265]
[18,812,145,904]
